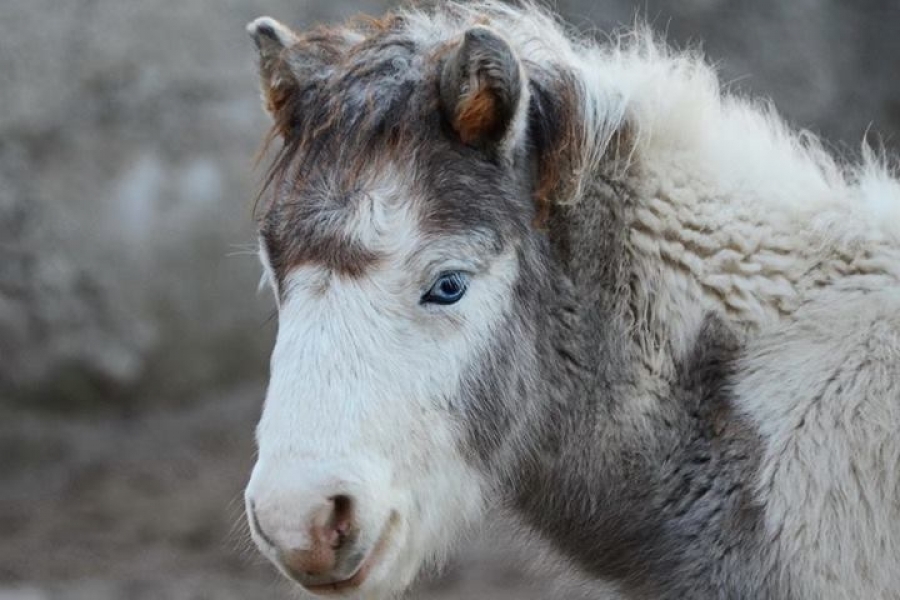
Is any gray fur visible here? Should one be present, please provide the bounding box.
[452,174,774,597]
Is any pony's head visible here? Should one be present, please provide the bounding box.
[243,8,584,597]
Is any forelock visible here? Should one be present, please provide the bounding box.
[255,9,545,287]
[262,15,442,201]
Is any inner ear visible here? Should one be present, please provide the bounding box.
[439,27,524,149]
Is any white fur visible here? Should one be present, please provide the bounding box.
[247,170,521,598]
[257,238,279,304]
[735,291,900,597]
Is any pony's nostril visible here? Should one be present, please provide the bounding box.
[278,495,358,579]
[329,494,355,546]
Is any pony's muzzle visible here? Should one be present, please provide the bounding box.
[246,492,363,584]
[245,461,399,594]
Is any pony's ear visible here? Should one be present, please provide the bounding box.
[439,27,526,150]
[247,17,301,122]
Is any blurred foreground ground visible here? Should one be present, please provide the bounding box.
[1,0,898,598]
[0,384,560,600]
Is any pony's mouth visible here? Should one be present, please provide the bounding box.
[303,511,400,596]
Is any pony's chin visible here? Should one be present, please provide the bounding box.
[295,561,414,600]
[298,566,419,600]
[296,520,422,600]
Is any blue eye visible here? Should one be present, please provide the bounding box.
[421,272,468,305]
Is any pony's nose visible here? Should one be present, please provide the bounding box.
[280,495,355,578]
[250,494,356,580]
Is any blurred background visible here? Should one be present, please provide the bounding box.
[1,1,898,598]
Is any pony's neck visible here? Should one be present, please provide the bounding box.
[512,175,673,585]
[510,173,765,596]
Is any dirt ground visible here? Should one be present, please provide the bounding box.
[0,383,567,600]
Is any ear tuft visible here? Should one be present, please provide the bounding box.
[247,17,298,55]
[439,27,524,149]
[247,17,301,125]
